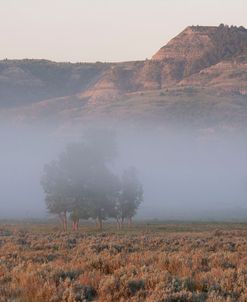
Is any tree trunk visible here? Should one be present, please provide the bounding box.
[58,213,64,230]
[121,217,124,228]
[72,218,79,231]
[75,219,79,231]
[116,217,121,230]
[97,216,103,231]
[72,220,76,231]
[58,212,67,232]
[63,211,68,232]
[128,216,132,227]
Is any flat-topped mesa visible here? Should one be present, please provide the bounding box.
[152,25,247,62]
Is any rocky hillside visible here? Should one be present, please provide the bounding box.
[0,60,110,108]
[1,25,247,130]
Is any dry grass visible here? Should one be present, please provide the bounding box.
[1,222,247,301]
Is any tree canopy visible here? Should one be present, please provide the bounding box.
[41,130,143,231]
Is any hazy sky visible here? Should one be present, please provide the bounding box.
[1,0,247,62]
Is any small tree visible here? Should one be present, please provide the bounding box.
[116,167,143,228]
[41,160,72,231]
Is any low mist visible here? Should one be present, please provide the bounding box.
[1,121,247,221]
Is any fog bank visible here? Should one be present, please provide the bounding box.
[0,123,247,221]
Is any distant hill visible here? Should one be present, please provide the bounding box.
[1,25,247,131]
[0,60,110,108]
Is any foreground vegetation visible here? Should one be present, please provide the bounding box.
[1,222,247,301]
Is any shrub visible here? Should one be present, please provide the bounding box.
[127,279,145,295]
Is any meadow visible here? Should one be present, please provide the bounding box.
[1,221,247,302]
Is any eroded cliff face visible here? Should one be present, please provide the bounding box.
[151,26,216,84]
[151,25,247,86]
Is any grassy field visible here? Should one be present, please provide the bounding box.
[1,221,247,301]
